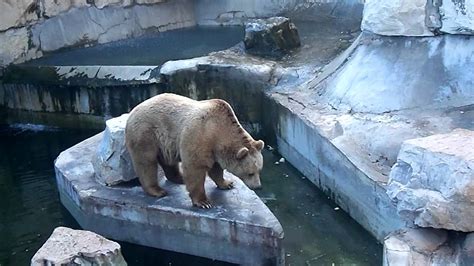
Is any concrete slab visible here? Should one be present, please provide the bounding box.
[54,133,284,266]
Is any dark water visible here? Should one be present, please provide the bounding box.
[0,125,381,265]
[23,26,244,66]
[257,149,382,265]
[0,125,232,266]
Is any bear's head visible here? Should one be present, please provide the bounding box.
[227,140,265,190]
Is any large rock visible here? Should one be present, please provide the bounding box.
[31,226,127,266]
[0,0,38,31]
[244,17,300,58]
[440,0,474,34]
[0,28,30,66]
[362,0,434,36]
[383,228,459,265]
[93,114,135,186]
[41,0,88,18]
[387,129,474,231]
[55,133,284,265]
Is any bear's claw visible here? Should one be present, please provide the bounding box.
[217,180,234,190]
[194,200,213,209]
[145,187,168,198]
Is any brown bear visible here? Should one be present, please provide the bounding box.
[125,93,264,208]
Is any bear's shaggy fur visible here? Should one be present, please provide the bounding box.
[125,93,264,208]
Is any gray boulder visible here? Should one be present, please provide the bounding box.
[244,16,300,58]
[362,0,434,36]
[383,228,458,266]
[31,226,127,266]
[387,128,474,231]
[440,0,474,34]
[93,114,136,186]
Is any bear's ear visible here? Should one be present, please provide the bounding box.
[236,147,249,160]
[254,140,264,151]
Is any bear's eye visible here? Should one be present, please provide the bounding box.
[248,173,255,177]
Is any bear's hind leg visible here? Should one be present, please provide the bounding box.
[182,165,212,208]
[162,164,184,184]
[158,159,184,184]
[208,163,234,190]
[136,160,167,198]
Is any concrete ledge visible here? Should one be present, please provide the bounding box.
[54,133,284,265]
[265,94,405,241]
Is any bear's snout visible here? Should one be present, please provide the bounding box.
[244,177,262,190]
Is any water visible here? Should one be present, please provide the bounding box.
[23,26,244,66]
[257,149,382,265]
[0,125,233,266]
[0,126,381,265]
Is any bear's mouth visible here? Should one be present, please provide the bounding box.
[243,178,262,190]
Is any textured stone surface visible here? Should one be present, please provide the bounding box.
[194,0,286,25]
[244,17,300,58]
[41,0,88,18]
[55,133,284,265]
[362,0,433,36]
[462,233,474,264]
[93,114,135,186]
[94,0,132,9]
[387,129,474,231]
[0,0,37,31]
[31,226,127,266]
[31,1,195,52]
[133,0,195,32]
[324,34,474,114]
[0,28,30,66]
[440,0,474,34]
[41,0,148,17]
[136,0,167,4]
[383,228,459,266]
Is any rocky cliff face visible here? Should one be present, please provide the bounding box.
[362,0,474,36]
[0,0,193,66]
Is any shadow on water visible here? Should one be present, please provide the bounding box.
[22,26,244,67]
[0,126,381,265]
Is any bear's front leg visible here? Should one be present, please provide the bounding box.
[208,163,234,190]
[182,165,212,209]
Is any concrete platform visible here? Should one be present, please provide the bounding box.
[54,133,284,266]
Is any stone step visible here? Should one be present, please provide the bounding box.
[54,133,284,265]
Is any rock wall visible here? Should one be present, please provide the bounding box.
[0,0,195,66]
[195,0,364,25]
[362,0,474,36]
[383,228,474,265]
